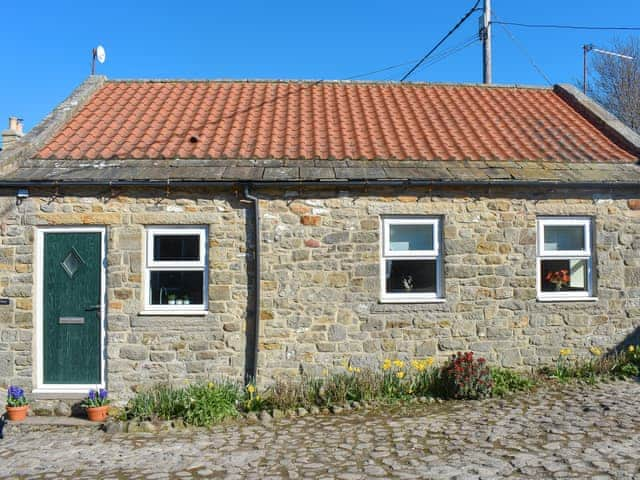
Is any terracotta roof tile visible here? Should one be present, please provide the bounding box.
[35,80,638,162]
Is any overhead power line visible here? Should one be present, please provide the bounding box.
[492,21,640,31]
[345,58,421,80]
[376,36,479,81]
[411,35,480,75]
[494,15,552,85]
[400,0,481,82]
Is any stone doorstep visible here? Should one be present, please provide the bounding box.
[31,392,86,401]
[3,415,103,434]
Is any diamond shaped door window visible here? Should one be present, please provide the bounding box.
[61,248,84,279]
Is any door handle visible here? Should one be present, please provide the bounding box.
[85,305,102,311]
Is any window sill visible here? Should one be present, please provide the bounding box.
[379,297,446,304]
[138,310,209,316]
[537,296,598,303]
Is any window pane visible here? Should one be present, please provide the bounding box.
[385,259,437,294]
[153,235,200,261]
[150,270,204,305]
[544,225,585,251]
[389,224,434,252]
[540,259,588,292]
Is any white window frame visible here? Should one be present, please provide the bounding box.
[142,226,208,315]
[380,216,444,303]
[537,217,595,302]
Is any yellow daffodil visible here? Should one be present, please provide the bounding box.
[559,348,572,357]
[382,359,392,371]
[393,359,405,369]
[207,382,214,389]
[246,384,256,394]
[396,371,405,379]
[411,359,431,372]
[425,357,434,367]
[589,346,602,356]
[629,345,635,353]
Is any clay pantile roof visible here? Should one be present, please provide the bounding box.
[34,80,639,163]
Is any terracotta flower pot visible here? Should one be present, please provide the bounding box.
[6,405,29,422]
[86,405,109,422]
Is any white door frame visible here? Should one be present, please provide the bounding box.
[33,226,107,394]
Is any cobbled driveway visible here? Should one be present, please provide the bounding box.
[1,380,639,479]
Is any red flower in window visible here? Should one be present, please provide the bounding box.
[545,269,570,288]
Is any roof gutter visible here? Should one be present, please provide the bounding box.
[0,178,637,189]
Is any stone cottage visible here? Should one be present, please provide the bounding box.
[0,76,639,402]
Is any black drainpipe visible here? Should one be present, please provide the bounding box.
[243,185,260,384]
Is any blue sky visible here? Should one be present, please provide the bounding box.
[2,0,639,132]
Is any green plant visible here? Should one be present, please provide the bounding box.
[409,358,438,397]
[320,370,383,405]
[380,359,411,399]
[243,383,268,412]
[341,368,384,402]
[438,352,492,399]
[264,377,308,410]
[125,381,240,426]
[627,344,640,364]
[490,368,535,397]
[618,363,640,377]
[181,382,239,425]
[82,388,110,407]
[612,344,640,377]
[549,348,574,382]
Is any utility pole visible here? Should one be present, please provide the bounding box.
[481,0,492,84]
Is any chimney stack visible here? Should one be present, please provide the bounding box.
[1,117,24,151]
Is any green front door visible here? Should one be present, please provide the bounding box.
[43,232,102,384]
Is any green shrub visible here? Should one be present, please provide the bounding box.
[181,382,240,426]
[437,352,492,399]
[617,363,640,377]
[125,381,240,426]
[613,344,640,378]
[490,368,535,397]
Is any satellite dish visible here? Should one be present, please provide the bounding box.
[96,45,106,64]
[91,45,106,75]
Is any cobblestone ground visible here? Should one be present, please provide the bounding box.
[1,380,639,479]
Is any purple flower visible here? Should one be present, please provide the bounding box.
[7,385,24,400]
[88,389,96,401]
[98,388,108,401]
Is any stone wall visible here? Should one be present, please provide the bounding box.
[0,187,250,401]
[1,185,640,401]
[257,187,640,381]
